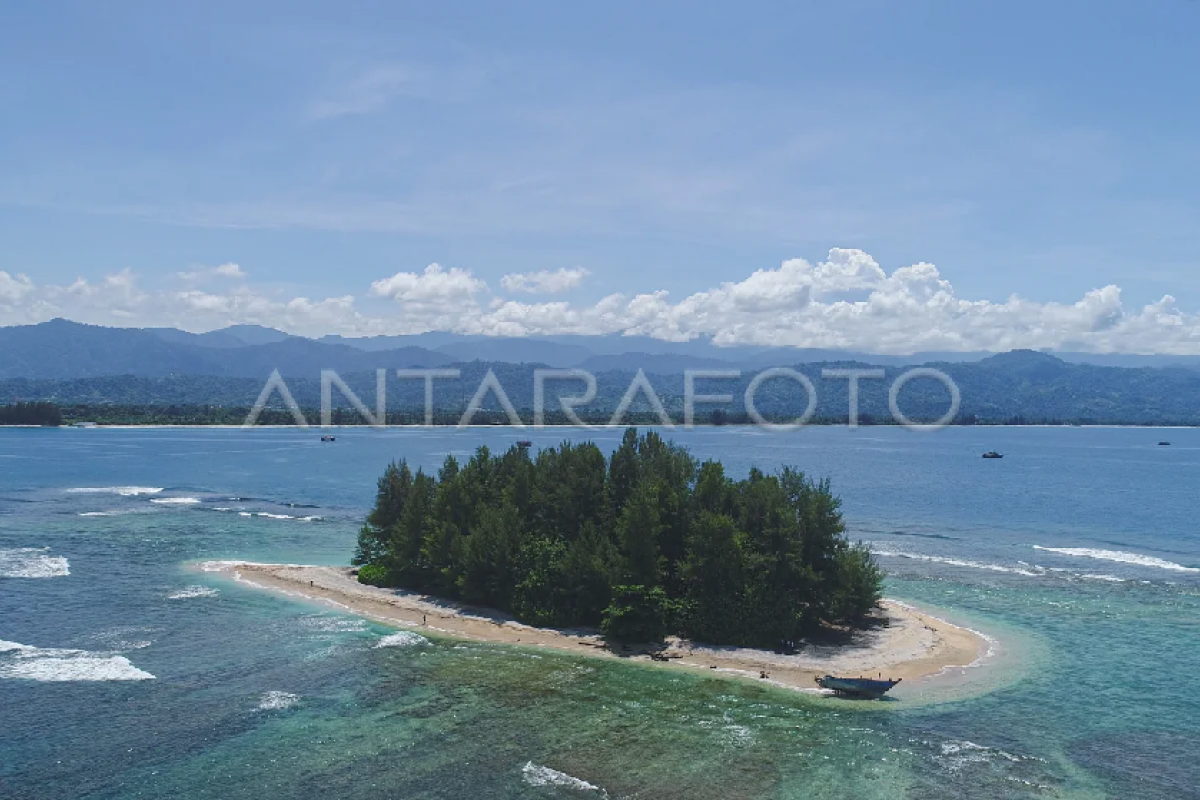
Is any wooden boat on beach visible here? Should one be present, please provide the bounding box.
[815,675,901,699]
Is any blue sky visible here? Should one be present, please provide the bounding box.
[1,1,1199,352]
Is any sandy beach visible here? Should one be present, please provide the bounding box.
[204,561,989,695]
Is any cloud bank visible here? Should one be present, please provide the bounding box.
[1,249,1196,354]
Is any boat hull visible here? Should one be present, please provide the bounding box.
[815,675,901,699]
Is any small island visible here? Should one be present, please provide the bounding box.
[353,428,883,646]
[207,429,988,694]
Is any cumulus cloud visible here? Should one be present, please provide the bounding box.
[0,271,35,303]
[500,267,590,294]
[370,263,486,303]
[2,250,1198,354]
[214,262,245,278]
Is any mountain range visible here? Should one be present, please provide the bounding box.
[3,319,1199,381]
[2,319,1200,424]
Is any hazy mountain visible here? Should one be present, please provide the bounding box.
[0,320,450,379]
[318,332,466,351]
[145,327,250,348]
[4,321,1199,387]
[577,352,746,372]
[218,324,294,346]
[0,319,228,379]
[9,349,1200,425]
[434,339,594,366]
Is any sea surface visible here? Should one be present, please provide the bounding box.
[2,425,1198,799]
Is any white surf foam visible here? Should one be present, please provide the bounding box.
[244,511,322,521]
[0,640,154,681]
[149,497,201,505]
[300,615,367,633]
[375,631,430,648]
[0,548,70,578]
[1032,546,1199,573]
[168,585,220,600]
[257,691,299,710]
[66,487,163,496]
[521,762,605,794]
[871,549,1042,577]
[199,559,310,572]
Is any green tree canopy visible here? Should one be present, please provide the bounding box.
[355,429,883,646]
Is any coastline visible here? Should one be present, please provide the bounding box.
[17,422,1198,429]
[203,561,990,696]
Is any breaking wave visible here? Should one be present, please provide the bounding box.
[870,549,1043,577]
[299,615,367,633]
[521,762,606,794]
[0,640,154,681]
[149,497,201,505]
[229,510,321,521]
[375,631,430,648]
[167,586,220,600]
[0,548,69,578]
[257,691,299,710]
[66,487,163,496]
[1032,546,1199,573]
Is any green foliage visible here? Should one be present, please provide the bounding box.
[356,563,390,586]
[0,401,62,426]
[354,428,884,646]
[829,542,886,623]
[601,585,672,643]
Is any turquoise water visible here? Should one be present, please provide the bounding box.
[1,426,1198,799]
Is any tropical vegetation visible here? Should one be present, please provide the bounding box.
[353,429,883,645]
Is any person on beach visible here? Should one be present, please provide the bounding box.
[422,614,426,626]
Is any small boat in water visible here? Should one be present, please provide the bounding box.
[1159,441,1171,446]
[320,435,336,442]
[982,451,1003,459]
[815,675,901,699]
[516,440,533,448]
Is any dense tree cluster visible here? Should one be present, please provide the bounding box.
[354,429,882,645]
[0,401,62,426]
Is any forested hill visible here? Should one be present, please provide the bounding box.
[5,350,1200,424]
[353,429,882,646]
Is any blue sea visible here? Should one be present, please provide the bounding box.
[2,426,1198,799]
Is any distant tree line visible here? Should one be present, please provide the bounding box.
[27,402,1199,427]
[0,401,62,426]
[353,429,883,646]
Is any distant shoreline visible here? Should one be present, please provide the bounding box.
[204,561,991,697]
[5,422,1196,431]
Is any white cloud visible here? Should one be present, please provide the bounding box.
[0,271,34,303]
[2,251,1199,354]
[214,262,245,278]
[500,267,590,294]
[370,263,486,304]
[175,262,246,283]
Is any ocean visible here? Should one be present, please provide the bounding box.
[1,425,1198,799]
